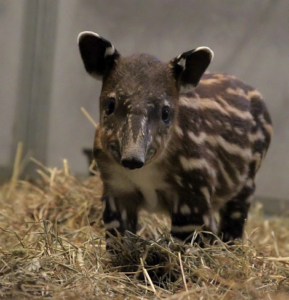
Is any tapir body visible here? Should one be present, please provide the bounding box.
[78,32,272,245]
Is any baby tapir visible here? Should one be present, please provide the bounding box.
[78,31,272,245]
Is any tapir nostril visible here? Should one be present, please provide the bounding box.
[121,158,144,170]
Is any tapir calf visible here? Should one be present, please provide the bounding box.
[78,31,272,246]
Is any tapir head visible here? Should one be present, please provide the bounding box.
[78,32,213,170]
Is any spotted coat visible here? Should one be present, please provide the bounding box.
[78,32,272,245]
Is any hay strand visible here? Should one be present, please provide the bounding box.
[0,161,289,299]
[81,106,98,128]
[6,141,23,198]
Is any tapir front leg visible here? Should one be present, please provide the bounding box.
[102,192,141,247]
[171,188,217,244]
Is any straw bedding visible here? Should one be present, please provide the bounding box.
[0,160,288,299]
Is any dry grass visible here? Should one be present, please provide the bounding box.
[0,160,289,299]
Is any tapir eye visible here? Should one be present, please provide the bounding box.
[162,106,170,123]
[105,97,116,115]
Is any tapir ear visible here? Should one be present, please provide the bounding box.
[170,47,214,93]
[78,31,120,79]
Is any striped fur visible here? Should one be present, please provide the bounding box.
[78,32,272,247]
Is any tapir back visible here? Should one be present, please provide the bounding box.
[167,73,272,213]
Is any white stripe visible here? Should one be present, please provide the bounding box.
[247,90,262,100]
[105,220,120,230]
[108,196,117,211]
[258,115,273,137]
[206,135,252,160]
[174,126,184,137]
[200,78,221,85]
[177,57,186,68]
[187,131,207,144]
[226,87,248,99]
[249,129,265,142]
[230,212,242,219]
[200,186,211,204]
[216,159,234,189]
[179,96,199,108]
[217,95,252,120]
[121,209,127,222]
[179,156,216,179]
[200,97,253,121]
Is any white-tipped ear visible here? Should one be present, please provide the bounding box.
[193,46,214,61]
[78,31,119,79]
[77,31,101,44]
[170,46,214,92]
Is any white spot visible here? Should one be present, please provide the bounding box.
[210,216,218,234]
[106,237,113,245]
[224,122,232,130]
[230,212,242,219]
[156,135,162,144]
[105,220,120,230]
[121,209,127,222]
[173,198,179,214]
[177,57,186,69]
[253,152,262,171]
[171,224,202,233]
[200,186,211,204]
[249,129,265,142]
[180,84,196,94]
[203,215,210,227]
[102,200,106,214]
[164,100,170,107]
[180,204,191,215]
[109,196,117,211]
[246,194,254,204]
[194,207,199,213]
[245,178,254,188]
[105,46,115,57]
[174,175,183,187]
